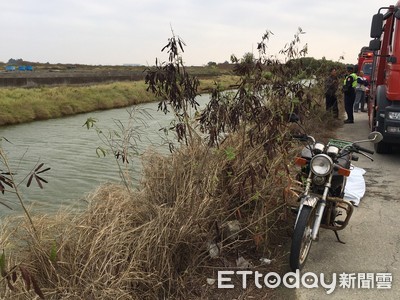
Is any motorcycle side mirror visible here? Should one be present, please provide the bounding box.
[368,131,383,143]
[288,113,299,123]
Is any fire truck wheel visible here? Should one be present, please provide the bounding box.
[374,85,392,154]
[374,139,391,154]
[376,85,391,109]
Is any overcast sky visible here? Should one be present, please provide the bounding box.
[0,0,391,66]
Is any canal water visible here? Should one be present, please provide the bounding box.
[0,94,210,217]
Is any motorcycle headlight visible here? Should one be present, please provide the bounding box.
[310,154,333,176]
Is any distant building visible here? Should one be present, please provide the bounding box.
[18,66,26,71]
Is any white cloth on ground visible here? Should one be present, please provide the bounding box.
[343,166,366,206]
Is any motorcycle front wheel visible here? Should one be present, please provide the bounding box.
[290,205,316,271]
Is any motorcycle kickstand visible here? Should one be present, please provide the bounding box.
[333,230,346,244]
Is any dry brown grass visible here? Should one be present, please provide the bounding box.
[0,131,297,299]
[0,85,341,299]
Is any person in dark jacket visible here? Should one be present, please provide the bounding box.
[343,65,357,123]
[325,67,339,118]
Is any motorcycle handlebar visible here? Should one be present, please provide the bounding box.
[292,134,314,143]
[292,134,308,140]
[292,135,374,155]
[354,144,374,155]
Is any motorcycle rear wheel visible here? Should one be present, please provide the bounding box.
[290,206,315,271]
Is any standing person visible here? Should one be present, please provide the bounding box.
[354,70,368,112]
[325,67,339,118]
[361,86,368,112]
[343,65,357,123]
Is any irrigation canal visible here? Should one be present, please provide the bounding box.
[0,94,210,217]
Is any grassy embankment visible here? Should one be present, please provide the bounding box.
[0,74,238,126]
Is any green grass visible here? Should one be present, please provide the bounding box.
[0,75,238,126]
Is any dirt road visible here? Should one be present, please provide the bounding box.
[295,112,400,299]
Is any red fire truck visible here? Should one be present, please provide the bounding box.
[358,46,374,81]
[360,59,373,83]
[357,47,373,109]
[368,2,400,153]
